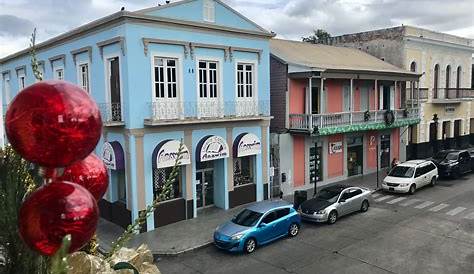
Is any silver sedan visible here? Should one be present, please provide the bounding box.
[299,185,372,224]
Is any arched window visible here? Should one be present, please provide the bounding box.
[445,65,451,89]
[456,66,462,89]
[433,64,440,98]
[409,61,417,100]
[410,61,417,72]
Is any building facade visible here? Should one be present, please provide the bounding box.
[269,39,420,195]
[327,26,474,159]
[0,0,273,231]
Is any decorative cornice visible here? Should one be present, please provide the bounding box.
[15,65,27,76]
[48,54,66,69]
[142,38,189,57]
[1,70,11,76]
[97,36,125,57]
[70,46,93,64]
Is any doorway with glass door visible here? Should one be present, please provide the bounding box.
[196,161,215,208]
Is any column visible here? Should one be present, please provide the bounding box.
[308,77,313,131]
[350,78,353,124]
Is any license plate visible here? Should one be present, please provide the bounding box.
[389,187,395,191]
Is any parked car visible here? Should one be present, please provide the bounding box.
[213,200,301,254]
[298,185,371,225]
[382,160,438,194]
[466,147,474,171]
[431,150,471,177]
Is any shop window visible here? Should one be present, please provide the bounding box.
[234,156,254,186]
[153,167,181,200]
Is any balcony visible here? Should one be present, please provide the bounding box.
[432,88,473,104]
[406,88,428,105]
[98,103,125,127]
[289,108,420,135]
[144,100,270,126]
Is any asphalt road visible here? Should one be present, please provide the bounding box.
[156,173,474,274]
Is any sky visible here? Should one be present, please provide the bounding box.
[0,0,473,58]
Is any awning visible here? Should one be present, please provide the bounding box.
[152,139,191,169]
[233,133,262,157]
[101,141,125,170]
[196,135,229,162]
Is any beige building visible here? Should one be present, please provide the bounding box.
[328,26,474,159]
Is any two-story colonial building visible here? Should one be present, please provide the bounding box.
[269,39,420,195]
[0,0,274,231]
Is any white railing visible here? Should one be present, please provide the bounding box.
[99,103,123,123]
[289,108,419,131]
[147,100,270,121]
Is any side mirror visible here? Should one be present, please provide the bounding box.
[339,199,346,203]
[258,223,267,228]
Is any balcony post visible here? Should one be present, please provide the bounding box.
[321,77,324,128]
[374,79,378,122]
[350,78,353,124]
[417,81,420,107]
[308,77,313,132]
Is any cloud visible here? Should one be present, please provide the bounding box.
[0,0,473,58]
[0,15,34,37]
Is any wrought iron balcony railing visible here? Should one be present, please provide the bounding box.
[289,108,420,135]
[98,103,124,126]
[432,88,474,100]
[406,88,429,102]
[145,100,270,124]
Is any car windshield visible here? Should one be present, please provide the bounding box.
[315,188,341,203]
[232,209,263,227]
[446,153,458,161]
[434,151,450,160]
[388,166,415,178]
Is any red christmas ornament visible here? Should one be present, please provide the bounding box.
[5,80,102,167]
[18,180,99,256]
[59,153,109,201]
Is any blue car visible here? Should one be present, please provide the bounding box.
[213,200,301,253]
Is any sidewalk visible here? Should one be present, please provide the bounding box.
[97,169,387,256]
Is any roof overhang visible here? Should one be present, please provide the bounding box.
[288,68,421,81]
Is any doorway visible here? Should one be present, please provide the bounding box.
[347,136,363,176]
[107,56,122,121]
[380,134,391,168]
[196,169,214,208]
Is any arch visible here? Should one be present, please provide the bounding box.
[445,65,451,89]
[433,64,440,98]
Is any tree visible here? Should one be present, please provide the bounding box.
[302,29,332,44]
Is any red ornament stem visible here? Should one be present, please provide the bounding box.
[38,166,64,179]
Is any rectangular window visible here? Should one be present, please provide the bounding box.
[203,0,215,22]
[198,61,218,98]
[3,75,11,104]
[55,68,64,80]
[18,71,25,90]
[78,63,90,92]
[153,57,177,99]
[237,63,255,98]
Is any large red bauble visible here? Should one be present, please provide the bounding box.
[59,153,109,201]
[5,80,102,167]
[18,180,99,256]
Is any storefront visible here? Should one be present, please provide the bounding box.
[230,133,262,207]
[99,141,130,229]
[195,135,229,210]
[151,139,191,227]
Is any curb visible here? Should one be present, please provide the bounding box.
[152,241,214,257]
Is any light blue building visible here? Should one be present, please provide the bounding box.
[0,0,273,231]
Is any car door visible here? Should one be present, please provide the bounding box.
[347,188,364,212]
[257,210,279,243]
[338,189,352,216]
[274,208,291,236]
[414,166,426,187]
[461,152,470,173]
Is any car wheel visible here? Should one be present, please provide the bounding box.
[430,177,437,187]
[327,211,338,225]
[244,238,256,254]
[288,223,299,237]
[360,200,369,212]
[409,184,416,195]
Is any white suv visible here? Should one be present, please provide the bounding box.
[382,160,438,194]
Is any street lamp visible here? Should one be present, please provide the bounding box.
[432,113,439,155]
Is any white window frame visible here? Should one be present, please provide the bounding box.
[149,51,184,120]
[203,0,215,23]
[235,61,258,99]
[152,56,180,100]
[195,56,223,117]
[17,70,26,91]
[54,67,64,80]
[103,53,124,119]
[77,61,91,93]
[3,74,11,105]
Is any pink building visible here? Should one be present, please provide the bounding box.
[269,39,421,195]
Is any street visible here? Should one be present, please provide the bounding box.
[157,173,474,274]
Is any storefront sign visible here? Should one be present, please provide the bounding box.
[329,141,342,154]
[309,146,322,184]
[198,135,229,162]
[153,140,191,169]
[233,133,261,157]
[101,141,125,170]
